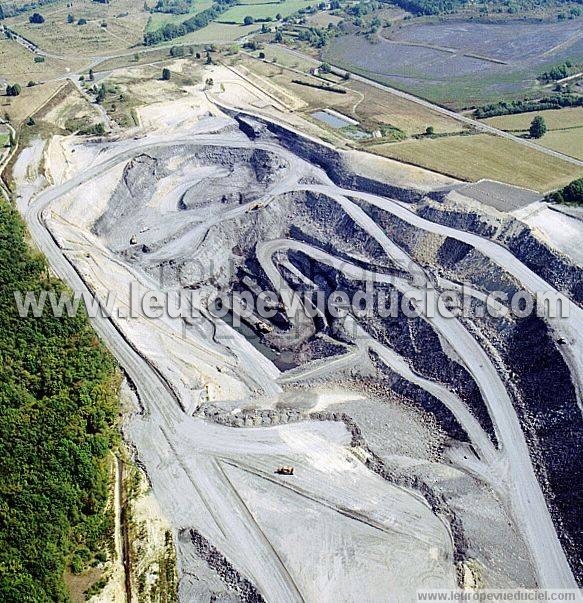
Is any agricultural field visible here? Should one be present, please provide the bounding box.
[178,21,258,43]
[483,107,583,160]
[4,0,149,56]
[369,133,582,191]
[483,107,583,131]
[218,0,315,23]
[145,0,214,32]
[324,19,583,107]
[242,48,464,135]
[0,37,86,85]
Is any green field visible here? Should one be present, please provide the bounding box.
[178,21,258,42]
[146,0,214,32]
[218,0,314,23]
[370,133,582,192]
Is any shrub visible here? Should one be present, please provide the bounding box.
[29,12,44,23]
[162,67,171,80]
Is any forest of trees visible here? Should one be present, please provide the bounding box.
[0,198,119,600]
[152,0,192,15]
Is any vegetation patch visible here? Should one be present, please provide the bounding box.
[545,177,583,206]
[0,197,119,600]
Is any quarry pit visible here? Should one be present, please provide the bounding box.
[23,111,583,601]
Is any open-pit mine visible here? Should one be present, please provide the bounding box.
[19,106,583,601]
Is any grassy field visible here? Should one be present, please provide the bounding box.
[146,0,214,32]
[369,133,582,192]
[178,21,258,43]
[0,80,66,125]
[534,129,583,161]
[242,48,464,135]
[0,38,86,85]
[218,0,314,23]
[6,0,148,55]
[483,107,583,161]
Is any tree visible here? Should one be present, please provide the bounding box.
[89,68,94,81]
[78,18,87,25]
[319,62,331,73]
[162,67,171,80]
[67,13,74,23]
[243,15,254,25]
[6,83,22,96]
[29,12,44,23]
[205,77,214,88]
[274,30,283,43]
[205,51,212,65]
[259,51,266,59]
[529,115,547,139]
[425,125,435,135]
[95,84,106,103]
[275,12,282,19]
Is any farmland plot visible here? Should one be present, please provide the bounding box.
[324,19,583,107]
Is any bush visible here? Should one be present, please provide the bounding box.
[162,67,171,80]
[34,56,45,63]
[29,12,44,23]
[78,18,87,25]
[243,15,254,25]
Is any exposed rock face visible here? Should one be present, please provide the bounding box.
[503,316,583,582]
[418,197,583,304]
[183,529,265,603]
[82,126,581,589]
